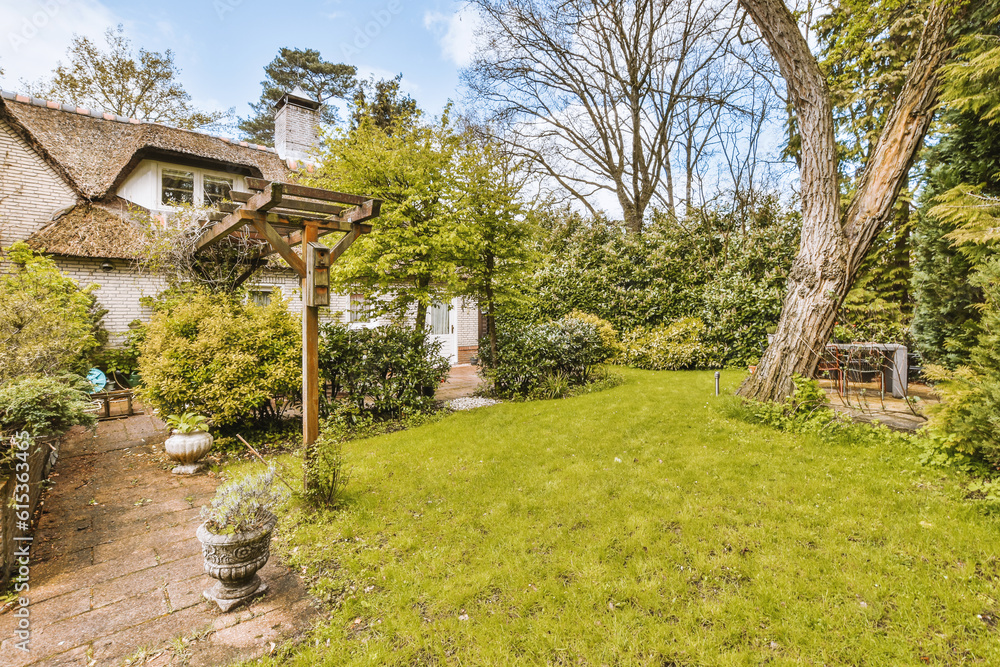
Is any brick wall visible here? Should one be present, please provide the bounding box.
[54,257,167,340]
[0,118,78,247]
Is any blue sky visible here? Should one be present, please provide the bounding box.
[0,0,477,129]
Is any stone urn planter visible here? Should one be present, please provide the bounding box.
[164,430,213,474]
[197,511,277,612]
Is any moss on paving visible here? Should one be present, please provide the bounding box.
[242,368,1000,665]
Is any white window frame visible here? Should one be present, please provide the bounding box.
[155,162,245,210]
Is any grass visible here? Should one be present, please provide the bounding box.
[242,368,1000,665]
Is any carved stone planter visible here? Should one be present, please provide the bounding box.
[196,512,276,612]
[164,430,213,474]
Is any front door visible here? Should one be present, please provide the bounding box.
[428,299,458,364]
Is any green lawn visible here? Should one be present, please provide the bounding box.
[251,368,1000,666]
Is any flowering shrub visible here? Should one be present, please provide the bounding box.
[617,318,709,370]
[201,463,288,534]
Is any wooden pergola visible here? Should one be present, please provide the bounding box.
[195,178,381,485]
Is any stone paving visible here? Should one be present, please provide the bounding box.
[0,415,316,667]
[436,364,482,402]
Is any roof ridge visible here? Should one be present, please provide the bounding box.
[0,88,280,156]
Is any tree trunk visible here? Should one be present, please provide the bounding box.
[484,254,498,361]
[736,0,966,401]
[414,277,431,331]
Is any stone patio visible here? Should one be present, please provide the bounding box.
[0,415,316,667]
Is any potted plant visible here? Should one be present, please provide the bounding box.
[197,464,288,612]
[163,412,213,474]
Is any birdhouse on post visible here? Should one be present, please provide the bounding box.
[305,242,331,307]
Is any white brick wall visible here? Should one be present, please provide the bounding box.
[456,297,480,347]
[0,118,78,247]
[54,257,167,341]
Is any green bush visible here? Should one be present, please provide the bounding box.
[617,317,709,370]
[137,288,301,427]
[318,322,450,417]
[0,374,96,437]
[923,258,1000,468]
[0,242,106,381]
[479,315,612,398]
[525,200,800,367]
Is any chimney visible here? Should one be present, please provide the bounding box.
[273,86,320,161]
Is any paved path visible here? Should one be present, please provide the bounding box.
[436,364,482,402]
[0,415,316,667]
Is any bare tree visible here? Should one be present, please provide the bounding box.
[464,0,754,232]
[736,0,974,401]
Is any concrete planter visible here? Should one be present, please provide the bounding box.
[164,430,213,474]
[197,512,276,612]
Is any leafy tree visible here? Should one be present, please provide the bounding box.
[735,0,983,401]
[453,133,533,360]
[308,110,465,330]
[239,48,356,145]
[349,75,419,134]
[26,25,228,130]
[0,242,106,382]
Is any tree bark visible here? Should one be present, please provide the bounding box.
[736,0,967,401]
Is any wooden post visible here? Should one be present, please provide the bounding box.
[302,222,320,492]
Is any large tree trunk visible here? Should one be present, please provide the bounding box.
[736,0,967,401]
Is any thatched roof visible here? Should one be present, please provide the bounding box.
[0,90,297,200]
[26,199,149,259]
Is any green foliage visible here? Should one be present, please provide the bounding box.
[305,433,350,507]
[239,47,357,145]
[318,322,450,418]
[349,75,418,133]
[478,315,612,398]
[308,111,465,327]
[201,463,288,535]
[618,318,709,371]
[923,258,1000,468]
[913,20,1000,367]
[525,200,799,367]
[137,288,300,427]
[0,242,106,382]
[164,412,209,434]
[27,25,228,130]
[566,310,619,357]
[0,374,96,438]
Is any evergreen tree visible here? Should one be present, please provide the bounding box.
[349,75,418,135]
[912,28,1000,367]
[238,48,356,145]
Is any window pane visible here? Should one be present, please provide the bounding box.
[203,174,234,206]
[428,301,450,335]
[249,290,271,307]
[350,294,369,323]
[162,168,194,205]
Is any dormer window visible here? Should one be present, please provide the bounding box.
[117,159,244,212]
[161,167,234,207]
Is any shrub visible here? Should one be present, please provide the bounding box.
[617,317,709,370]
[0,374,97,437]
[137,288,300,427]
[0,242,106,382]
[318,322,450,417]
[479,315,611,398]
[566,310,619,357]
[923,258,1000,467]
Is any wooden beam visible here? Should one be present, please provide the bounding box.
[230,190,252,203]
[196,208,259,250]
[245,177,268,191]
[250,218,306,277]
[272,196,345,216]
[330,223,364,263]
[218,201,240,213]
[301,223,321,491]
[338,199,382,225]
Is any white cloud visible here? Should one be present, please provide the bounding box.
[423,3,480,68]
[0,0,121,91]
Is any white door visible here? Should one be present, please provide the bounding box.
[428,299,458,364]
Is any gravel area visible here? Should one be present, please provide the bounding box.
[448,396,502,411]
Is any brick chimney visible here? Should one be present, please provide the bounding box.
[273,86,320,161]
